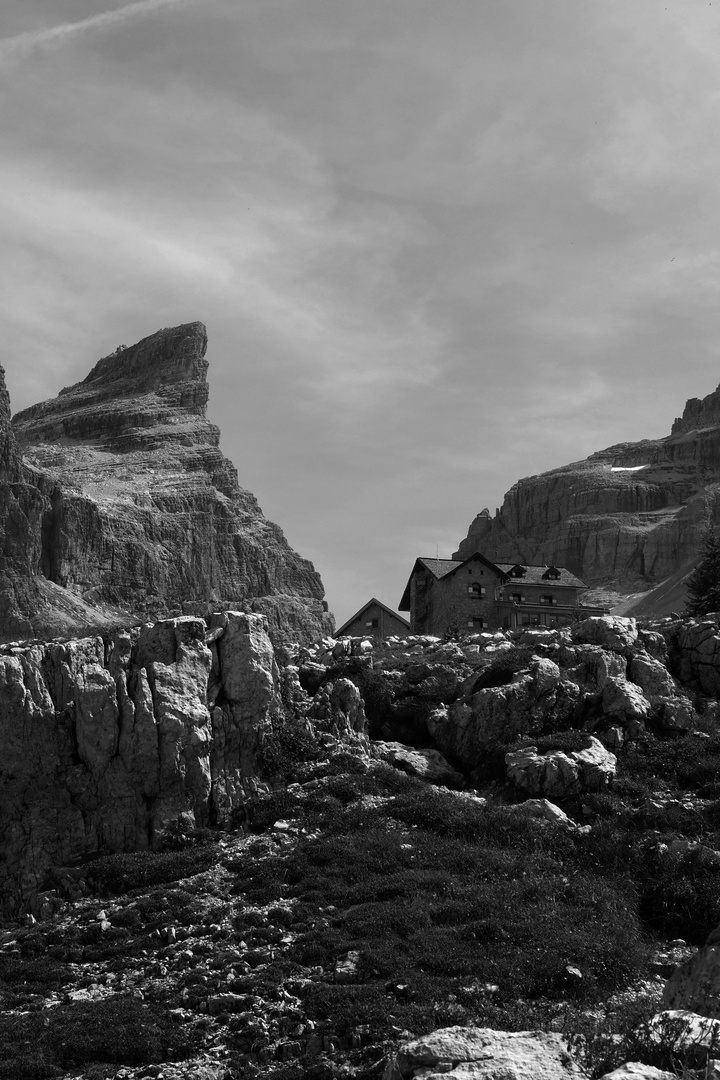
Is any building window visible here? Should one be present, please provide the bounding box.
[467,617,484,628]
[510,592,524,603]
[468,584,486,597]
[540,595,557,606]
[365,619,379,628]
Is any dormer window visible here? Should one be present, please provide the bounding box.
[543,566,561,580]
[510,564,526,578]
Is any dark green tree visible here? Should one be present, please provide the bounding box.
[686,496,720,616]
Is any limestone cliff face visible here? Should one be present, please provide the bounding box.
[3,322,331,643]
[0,612,281,912]
[454,382,720,595]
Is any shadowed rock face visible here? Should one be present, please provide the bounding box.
[454,382,720,597]
[1,322,331,643]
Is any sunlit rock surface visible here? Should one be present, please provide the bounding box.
[454,381,720,613]
[2,322,331,643]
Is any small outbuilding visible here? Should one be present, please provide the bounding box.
[335,598,411,640]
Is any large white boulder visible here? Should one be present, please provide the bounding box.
[598,1065,677,1080]
[505,736,616,798]
[383,1026,588,1080]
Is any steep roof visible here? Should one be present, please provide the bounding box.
[495,563,587,588]
[335,597,410,637]
[399,554,587,611]
[399,552,506,610]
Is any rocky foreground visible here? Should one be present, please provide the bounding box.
[6,614,720,1076]
[0,323,331,644]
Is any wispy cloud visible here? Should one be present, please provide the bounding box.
[0,0,192,64]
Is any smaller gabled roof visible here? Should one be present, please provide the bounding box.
[335,597,410,637]
[495,563,587,588]
[417,557,464,579]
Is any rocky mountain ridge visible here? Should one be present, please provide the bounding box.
[0,322,331,643]
[454,378,720,612]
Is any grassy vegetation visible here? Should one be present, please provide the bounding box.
[238,766,647,1044]
[84,844,220,895]
[0,997,198,1078]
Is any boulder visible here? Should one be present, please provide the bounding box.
[637,629,668,662]
[505,737,616,798]
[675,621,720,697]
[572,617,638,652]
[601,677,651,733]
[373,742,464,788]
[564,645,627,692]
[663,922,720,1018]
[628,655,677,699]
[657,698,698,732]
[308,678,368,741]
[532,657,562,694]
[509,798,582,830]
[598,1065,677,1080]
[383,1026,588,1080]
[429,676,581,772]
[644,1010,720,1056]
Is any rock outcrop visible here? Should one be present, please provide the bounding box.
[383,1026,588,1080]
[663,919,720,1018]
[505,736,616,798]
[0,611,286,914]
[453,380,720,609]
[1,322,331,643]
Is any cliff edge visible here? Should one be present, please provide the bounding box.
[454,379,720,610]
[1,322,331,642]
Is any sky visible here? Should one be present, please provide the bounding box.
[2,0,720,626]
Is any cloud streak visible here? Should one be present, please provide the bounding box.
[0,0,192,63]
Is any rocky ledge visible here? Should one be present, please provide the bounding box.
[0,323,331,643]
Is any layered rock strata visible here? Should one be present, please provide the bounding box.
[2,322,331,643]
[454,380,720,603]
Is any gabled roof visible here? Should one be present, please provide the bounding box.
[399,553,588,610]
[495,563,587,588]
[399,552,506,610]
[335,597,410,637]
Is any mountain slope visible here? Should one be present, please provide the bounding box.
[1,322,331,642]
[454,381,720,610]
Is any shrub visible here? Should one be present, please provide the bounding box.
[637,844,720,944]
[0,997,197,1072]
[470,646,535,691]
[620,732,720,792]
[351,667,394,736]
[258,714,319,780]
[85,844,218,894]
[522,731,594,754]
